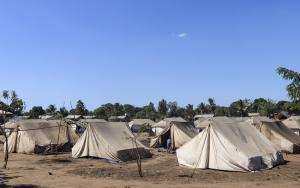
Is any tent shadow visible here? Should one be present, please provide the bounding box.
[0,171,37,188]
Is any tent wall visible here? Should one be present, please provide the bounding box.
[72,122,152,162]
[257,121,300,153]
[5,120,79,154]
[177,117,284,172]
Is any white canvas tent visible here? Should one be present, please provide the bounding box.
[177,117,284,172]
[128,119,155,132]
[282,116,300,136]
[72,122,152,162]
[5,119,79,154]
[150,121,198,149]
[152,117,187,136]
[74,119,107,133]
[246,117,300,153]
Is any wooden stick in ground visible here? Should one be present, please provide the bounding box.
[132,137,143,177]
[0,115,9,169]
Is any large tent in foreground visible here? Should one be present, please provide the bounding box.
[246,117,300,154]
[72,122,152,162]
[5,119,79,154]
[177,117,284,172]
[150,121,198,149]
[282,116,300,136]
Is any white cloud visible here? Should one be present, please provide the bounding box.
[177,33,188,38]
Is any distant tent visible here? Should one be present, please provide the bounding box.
[194,118,212,131]
[0,110,12,115]
[66,115,83,121]
[75,119,107,133]
[177,117,284,172]
[150,121,198,149]
[246,117,300,154]
[72,122,152,162]
[152,117,187,136]
[5,120,79,154]
[128,119,155,132]
[39,115,56,120]
[282,116,300,136]
[194,114,214,121]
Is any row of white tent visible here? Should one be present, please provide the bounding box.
[2,116,300,173]
[3,119,152,162]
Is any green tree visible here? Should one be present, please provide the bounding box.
[59,107,69,117]
[46,104,57,115]
[123,104,136,118]
[0,90,25,115]
[195,102,207,114]
[229,99,250,117]
[277,67,300,101]
[144,102,157,120]
[214,106,228,116]
[184,104,194,121]
[112,103,124,116]
[167,101,178,117]
[75,100,88,115]
[29,106,45,119]
[158,99,168,118]
[207,98,216,115]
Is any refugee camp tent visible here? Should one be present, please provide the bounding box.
[246,117,300,153]
[177,117,284,172]
[39,115,56,120]
[66,115,83,121]
[128,119,155,132]
[194,118,212,131]
[74,119,107,133]
[72,122,152,162]
[194,114,214,121]
[152,117,187,136]
[5,119,79,154]
[282,116,300,136]
[150,121,198,149]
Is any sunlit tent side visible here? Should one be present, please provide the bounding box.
[150,121,198,149]
[246,117,300,154]
[282,116,300,136]
[128,119,155,132]
[4,119,79,154]
[72,122,152,162]
[177,117,284,172]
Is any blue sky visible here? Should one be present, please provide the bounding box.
[0,0,299,110]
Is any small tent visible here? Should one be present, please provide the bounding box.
[177,117,284,172]
[128,119,155,132]
[75,119,107,133]
[5,119,79,154]
[246,117,300,154]
[152,117,187,136]
[282,116,300,136]
[150,121,198,149]
[72,122,152,162]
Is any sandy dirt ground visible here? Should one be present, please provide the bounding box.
[0,149,299,188]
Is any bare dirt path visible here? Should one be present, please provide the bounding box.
[0,150,299,188]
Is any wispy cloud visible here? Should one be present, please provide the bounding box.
[177,33,188,38]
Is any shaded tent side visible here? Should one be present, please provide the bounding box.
[72,122,152,162]
[282,116,300,136]
[256,121,300,153]
[150,122,198,149]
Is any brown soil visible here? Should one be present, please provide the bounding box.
[0,149,299,188]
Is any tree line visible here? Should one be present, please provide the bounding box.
[1,67,299,121]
